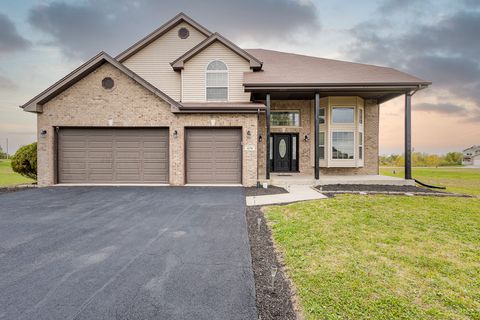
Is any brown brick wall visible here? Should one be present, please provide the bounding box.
[37,63,258,186]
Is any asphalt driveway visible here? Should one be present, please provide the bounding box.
[0,187,256,320]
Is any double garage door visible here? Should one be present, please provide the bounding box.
[58,128,242,184]
[58,128,169,184]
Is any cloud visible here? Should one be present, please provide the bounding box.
[0,75,17,90]
[28,0,319,59]
[0,13,30,53]
[415,103,468,115]
[347,2,480,122]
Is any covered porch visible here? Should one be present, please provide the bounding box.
[250,86,427,186]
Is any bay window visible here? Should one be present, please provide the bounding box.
[319,132,325,160]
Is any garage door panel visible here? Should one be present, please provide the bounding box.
[186,128,241,184]
[59,128,168,184]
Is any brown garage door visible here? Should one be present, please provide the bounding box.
[186,128,242,184]
[58,128,168,184]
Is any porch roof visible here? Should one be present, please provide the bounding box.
[244,49,431,103]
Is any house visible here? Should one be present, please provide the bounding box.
[462,145,480,166]
[21,13,431,187]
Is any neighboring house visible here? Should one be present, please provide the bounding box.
[462,145,480,166]
[21,13,431,187]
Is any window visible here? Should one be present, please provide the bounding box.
[206,60,228,101]
[332,132,354,159]
[358,132,363,160]
[319,131,325,160]
[358,108,363,124]
[319,107,325,124]
[270,111,300,126]
[332,107,354,123]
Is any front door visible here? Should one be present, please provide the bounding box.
[272,134,298,172]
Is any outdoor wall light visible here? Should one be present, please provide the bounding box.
[304,134,310,142]
[258,135,263,142]
[247,130,251,137]
[173,130,178,138]
[40,129,47,137]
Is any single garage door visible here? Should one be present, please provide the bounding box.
[186,128,242,184]
[58,128,168,184]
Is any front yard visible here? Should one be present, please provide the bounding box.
[380,167,480,196]
[266,195,480,319]
[0,159,34,187]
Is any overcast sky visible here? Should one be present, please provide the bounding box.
[0,0,479,154]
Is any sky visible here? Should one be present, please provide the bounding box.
[0,0,479,155]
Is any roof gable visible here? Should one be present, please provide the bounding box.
[116,13,212,62]
[21,52,180,113]
[171,33,262,71]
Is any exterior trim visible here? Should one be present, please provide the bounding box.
[20,52,181,113]
[116,12,212,62]
[171,33,263,70]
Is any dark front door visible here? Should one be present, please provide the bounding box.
[272,134,297,172]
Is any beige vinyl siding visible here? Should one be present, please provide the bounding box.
[182,41,251,102]
[123,22,207,101]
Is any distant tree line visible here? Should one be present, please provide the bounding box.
[380,152,463,167]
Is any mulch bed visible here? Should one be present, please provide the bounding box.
[246,206,298,320]
[314,184,473,197]
[245,186,288,197]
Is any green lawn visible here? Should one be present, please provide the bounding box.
[380,167,480,196]
[266,196,480,320]
[0,159,35,187]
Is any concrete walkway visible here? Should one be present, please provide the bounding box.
[246,185,328,206]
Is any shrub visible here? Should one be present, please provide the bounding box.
[11,142,37,180]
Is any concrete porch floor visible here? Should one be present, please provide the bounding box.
[263,173,415,187]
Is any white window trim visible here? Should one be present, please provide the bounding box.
[205,59,229,102]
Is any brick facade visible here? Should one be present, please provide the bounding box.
[37,63,258,186]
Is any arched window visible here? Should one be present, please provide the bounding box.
[206,60,228,101]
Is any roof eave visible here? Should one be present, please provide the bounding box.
[170,33,263,71]
[21,52,181,113]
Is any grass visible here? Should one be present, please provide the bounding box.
[266,195,480,320]
[380,167,480,196]
[0,159,34,187]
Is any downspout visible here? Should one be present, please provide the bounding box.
[407,85,446,190]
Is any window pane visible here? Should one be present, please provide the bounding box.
[319,132,325,160]
[269,136,273,160]
[319,107,325,124]
[332,132,354,159]
[359,146,363,160]
[206,72,228,86]
[270,112,300,126]
[292,136,297,160]
[358,132,363,146]
[319,131,325,146]
[206,87,227,101]
[332,107,354,123]
[207,60,227,70]
[359,109,363,124]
